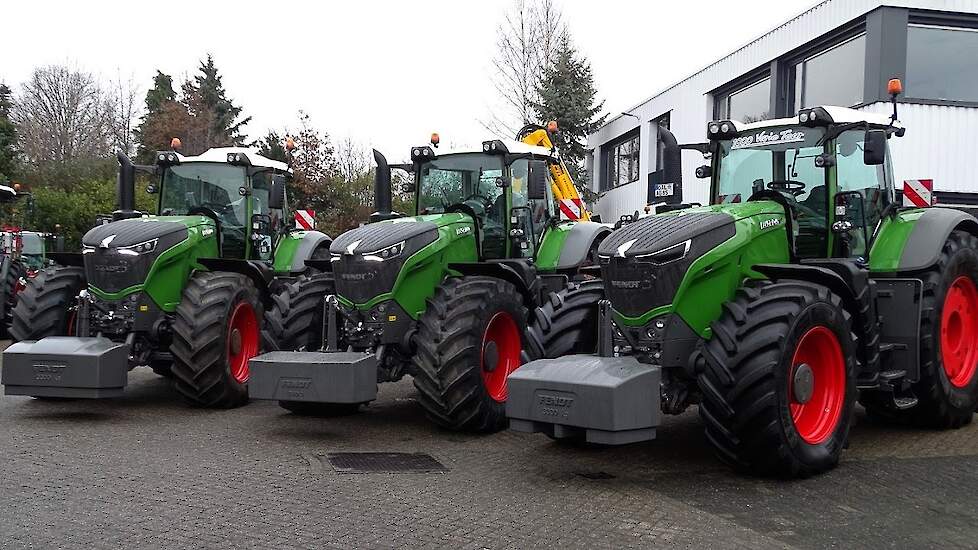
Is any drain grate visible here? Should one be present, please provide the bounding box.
[323,452,448,474]
[576,471,616,480]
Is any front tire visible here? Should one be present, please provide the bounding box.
[412,276,530,433]
[525,279,604,358]
[0,256,26,338]
[696,282,857,478]
[170,272,262,408]
[9,265,85,341]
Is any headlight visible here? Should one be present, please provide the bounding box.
[116,238,158,256]
[362,241,405,262]
[634,239,691,265]
[82,246,95,255]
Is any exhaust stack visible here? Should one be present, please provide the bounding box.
[657,126,683,205]
[370,149,396,222]
[114,152,138,221]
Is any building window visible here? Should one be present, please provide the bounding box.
[604,130,640,190]
[907,25,978,103]
[793,34,866,110]
[717,78,771,123]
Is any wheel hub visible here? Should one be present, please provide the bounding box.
[483,341,499,373]
[792,363,814,404]
[941,275,978,388]
[230,328,242,356]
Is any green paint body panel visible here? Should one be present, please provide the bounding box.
[535,222,573,272]
[868,208,926,273]
[613,202,791,339]
[271,231,312,273]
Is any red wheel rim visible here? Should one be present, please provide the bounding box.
[788,326,846,445]
[480,312,521,403]
[227,302,259,384]
[66,310,77,337]
[941,275,978,388]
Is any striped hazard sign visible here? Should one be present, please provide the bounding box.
[903,179,934,208]
[295,209,316,230]
[558,198,584,220]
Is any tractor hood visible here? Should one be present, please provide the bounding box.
[329,216,447,304]
[598,208,739,318]
[82,217,197,296]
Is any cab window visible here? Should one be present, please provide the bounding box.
[835,130,889,257]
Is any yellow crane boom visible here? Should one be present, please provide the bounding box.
[518,124,591,222]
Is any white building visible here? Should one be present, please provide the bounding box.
[587,0,978,221]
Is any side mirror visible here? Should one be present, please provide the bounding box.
[269,174,287,210]
[146,184,157,194]
[695,165,712,179]
[528,160,549,200]
[863,130,887,166]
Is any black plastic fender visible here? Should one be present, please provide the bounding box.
[197,258,275,300]
[288,230,332,272]
[47,252,84,267]
[898,208,978,271]
[448,260,540,308]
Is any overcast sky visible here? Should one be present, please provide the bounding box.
[1,0,817,159]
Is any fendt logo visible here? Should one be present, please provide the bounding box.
[611,279,643,289]
[94,262,129,273]
[340,272,375,281]
[759,217,782,230]
[32,364,67,382]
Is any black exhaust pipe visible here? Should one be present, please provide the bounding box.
[648,126,683,206]
[370,149,395,223]
[114,152,138,221]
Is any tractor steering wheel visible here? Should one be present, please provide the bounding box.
[187,205,222,223]
[767,180,807,196]
[462,193,493,211]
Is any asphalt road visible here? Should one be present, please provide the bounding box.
[2,359,978,549]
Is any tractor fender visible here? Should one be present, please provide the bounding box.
[898,208,978,271]
[197,258,275,300]
[448,260,539,307]
[289,230,332,272]
[555,221,612,270]
[47,252,84,267]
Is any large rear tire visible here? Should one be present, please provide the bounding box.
[261,273,358,416]
[9,265,85,342]
[170,272,262,408]
[412,276,530,433]
[0,255,26,338]
[863,229,978,428]
[696,281,857,478]
[525,279,603,358]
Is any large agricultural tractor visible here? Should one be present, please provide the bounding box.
[1,146,332,407]
[249,124,611,432]
[507,80,978,477]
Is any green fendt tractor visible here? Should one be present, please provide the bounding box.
[1,147,332,407]
[249,127,611,432]
[507,80,978,477]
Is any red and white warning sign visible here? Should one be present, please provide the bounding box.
[903,179,934,208]
[295,209,316,230]
[558,198,584,220]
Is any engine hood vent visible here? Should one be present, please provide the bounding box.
[598,212,734,259]
[83,218,189,249]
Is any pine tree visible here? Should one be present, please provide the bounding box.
[530,37,606,184]
[0,83,18,182]
[188,55,251,146]
[134,71,181,163]
[255,130,287,162]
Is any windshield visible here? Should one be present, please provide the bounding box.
[160,163,248,227]
[21,232,43,255]
[717,126,828,257]
[417,154,504,215]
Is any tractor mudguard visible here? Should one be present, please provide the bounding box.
[448,260,539,306]
[554,221,611,270]
[197,258,274,294]
[289,230,332,272]
[506,354,661,445]
[248,351,378,404]
[898,208,978,271]
[2,337,129,398]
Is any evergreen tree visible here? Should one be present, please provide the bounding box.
[144,71,176,113]
[530,37,606,183]
[255,130,287,162]
[188,55,251,146]
[134,71,181,163]
[0,83,18,182]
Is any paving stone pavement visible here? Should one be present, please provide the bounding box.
[2,364,978,549]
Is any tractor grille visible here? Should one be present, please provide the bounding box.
[84,230,187,294]
[331,222,438,304]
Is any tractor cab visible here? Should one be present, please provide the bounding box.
[151,147,293,261]
[703,106,902,262]
[409,139,557,260]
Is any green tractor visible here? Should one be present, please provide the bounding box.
[2,147,332,407]
[249,127,611,432]
[507,81,978,477]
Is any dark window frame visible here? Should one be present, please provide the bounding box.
[791,32,868,112]
[711,67,771,120]
[602,128,641,191]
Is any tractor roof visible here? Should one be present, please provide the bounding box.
[174,147,290,172]
[728,106,902,133]
[419,139,554,160]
